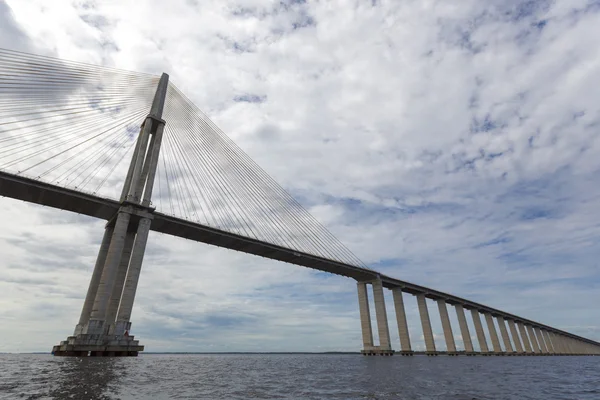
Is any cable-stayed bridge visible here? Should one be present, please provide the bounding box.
[0,48,597,357]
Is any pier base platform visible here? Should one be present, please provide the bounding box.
[52,334,143,357]
[361,349,395,356]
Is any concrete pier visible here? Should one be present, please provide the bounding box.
[105,232,135,334]
[484,313,502,354]
[74,226,114,335]
[534,327,549,354]
[496,316,514,354]
[507,319,524,354]
[357,282,374,351]
[517,322,533,354]
[455,305,475,354]
[541,330,553,353]
[417,294,437,355]
[115,216,153,335]
[372,279,392,352]
[86,211,132,335]
[471,309,489,354]
[392,288,412,354]
[526,325,541,354]
[437,300,457,354]
[549,332,567,354]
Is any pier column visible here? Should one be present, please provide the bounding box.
[356,282,374,350]
[114,217,152,335]
[455,305,474,353]
[558,334,570,354]
[517,322,533,353]
[85,211,132,335]
[471,309,489,353]
[416,294,436,354]
[392,288,412,353]
[526,325,541,353]
[542,330,555,353]
[74,226,114,335]
[105,232,135,333]
[507,319,524,354]
[437,300,456,353]
[484,313,502,354]
[534,327,549,354]
[372,279,391,351]
[496,316,514,353]
[549,332,562,354]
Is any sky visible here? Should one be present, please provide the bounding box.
[0,0,599,353]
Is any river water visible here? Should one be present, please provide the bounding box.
[1,354,599,399]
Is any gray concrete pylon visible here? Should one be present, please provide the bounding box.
[105,232,135,333]
[437,300,456,353]
[455,305,474,353]
[115,217,152,335]
[542,330,555,353]
[141,123,165,206]
[119,120,145,202]
[126,119,152,203]
[392,288,412,352]
[372,279,391,350]
[129,73,169,204]
[496,316,514,353]
[86,211,132,334]
[416,294,436,353]
[534,327,549,354]
[471,309,489,353]
[74,225,114,334]
[526,325,541,353]
[517,322,533,353]
[507,319,524,353]
[356,282,374,350]
[484,313,502,353]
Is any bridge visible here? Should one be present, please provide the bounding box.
[1,48,598,357]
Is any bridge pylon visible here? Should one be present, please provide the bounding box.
[52,73,169,357]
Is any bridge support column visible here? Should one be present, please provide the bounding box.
[392,288,412,355]
[437,300,457,355]
[484,313,502,355]
[526,325,541,354]
[542,330,555,354]
[517,322,534,354]
[555,333,568,354]
[357,280,393,356]
[417,294,437,355]
[106,232,135,334]
[496,316,514,354]
[507,319,524,354]
[455,305,474,354]
[357,282,374,353]
[534,327,549,354]
[557,333,569,355]
[86,210,132,335]
[471,309,489,354]
[372,279,392,354]
[74,226,114,335]
[115,217,152,335]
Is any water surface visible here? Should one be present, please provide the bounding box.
[1,354,599,399]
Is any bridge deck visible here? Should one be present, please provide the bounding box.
[1,170,598,346]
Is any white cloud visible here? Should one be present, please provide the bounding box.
[0,0,599,352]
